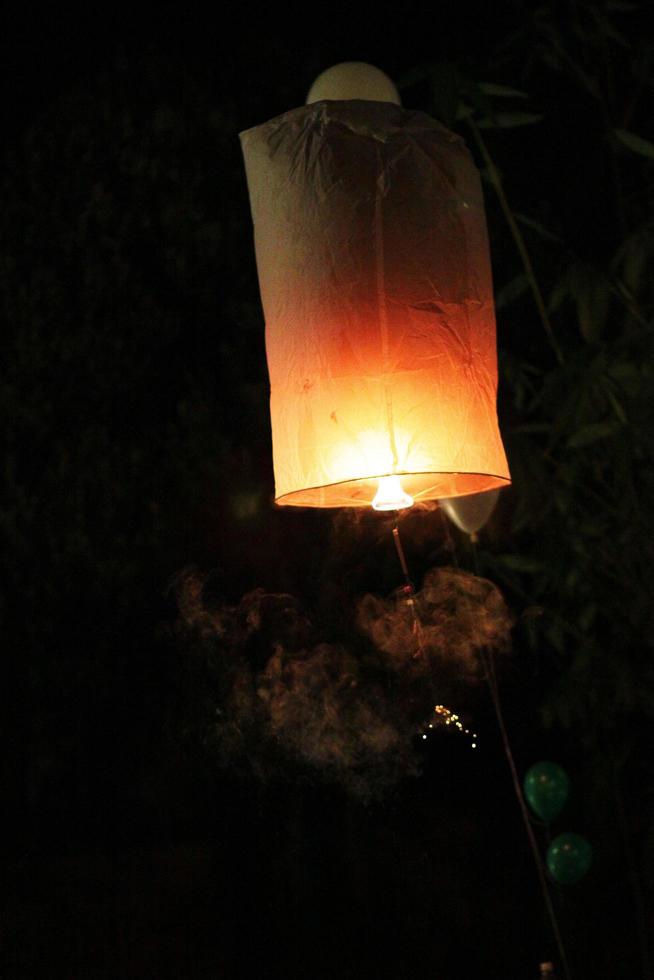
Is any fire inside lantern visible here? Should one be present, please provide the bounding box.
[240,63,510,511]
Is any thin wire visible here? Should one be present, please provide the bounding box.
[481,647,573,980]
[471,539,573,980]
[391,516,572,979]
[392,521,412,584]
[391,518,479,769]
[392,519,426,658]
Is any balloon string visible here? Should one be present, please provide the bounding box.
[394,520,572,975]
[471,542,573,980]
[480,648,573,980]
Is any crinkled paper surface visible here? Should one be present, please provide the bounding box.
[240,101,510,507]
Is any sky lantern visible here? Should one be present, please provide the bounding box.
[240,63,510,511]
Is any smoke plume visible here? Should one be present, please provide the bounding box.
[358,567,512,681]
[174,565,512,800]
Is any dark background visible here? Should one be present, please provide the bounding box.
[2,2,653,978]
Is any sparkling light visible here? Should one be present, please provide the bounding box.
[420,704,479,749]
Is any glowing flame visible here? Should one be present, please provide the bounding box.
[372,475,414,511]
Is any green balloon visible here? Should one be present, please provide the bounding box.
[524,761,570,821]
[547,832,593,885]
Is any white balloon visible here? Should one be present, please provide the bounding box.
[440,489,501,535]
[306,62,401,106]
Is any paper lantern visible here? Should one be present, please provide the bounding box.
[240,68,510,509]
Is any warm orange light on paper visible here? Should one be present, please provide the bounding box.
[372,476,414,512]
[240,98,510,509]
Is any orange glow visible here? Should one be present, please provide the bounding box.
[241,101,511,508]
[372,476,414,511]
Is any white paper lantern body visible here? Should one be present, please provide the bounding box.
[240,100,510,507]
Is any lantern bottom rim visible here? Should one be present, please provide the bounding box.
[274,471,510,509]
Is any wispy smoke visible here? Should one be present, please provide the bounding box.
[358,567,513,681]
[174,565,511,800]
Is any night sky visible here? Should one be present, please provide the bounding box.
[2,3,653,979]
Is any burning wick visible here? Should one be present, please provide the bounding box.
[372,475,414,511]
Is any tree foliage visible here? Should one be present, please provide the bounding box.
[400,2,654,745]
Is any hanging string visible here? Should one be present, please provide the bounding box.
[479,645,572,980]
[470,537,573,980]
[388,509,574,977]
[391,520,412,585]
[391,518,426,659]
[391,519,477,752]
[390,511,572,974]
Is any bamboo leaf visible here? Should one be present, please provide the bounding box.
[514,212,563,243]
[395,62,437,90]
[567,421,622,449]
[509,422,551,435]
[478,82,528,99]
[496,554,544,574]
[604,386,627,424]
[614,128,654,161]
[587,7,630,48]
[547,273,571,314]
[429,62,463,127]
[477,111,544,129]
[495,273,529,310]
